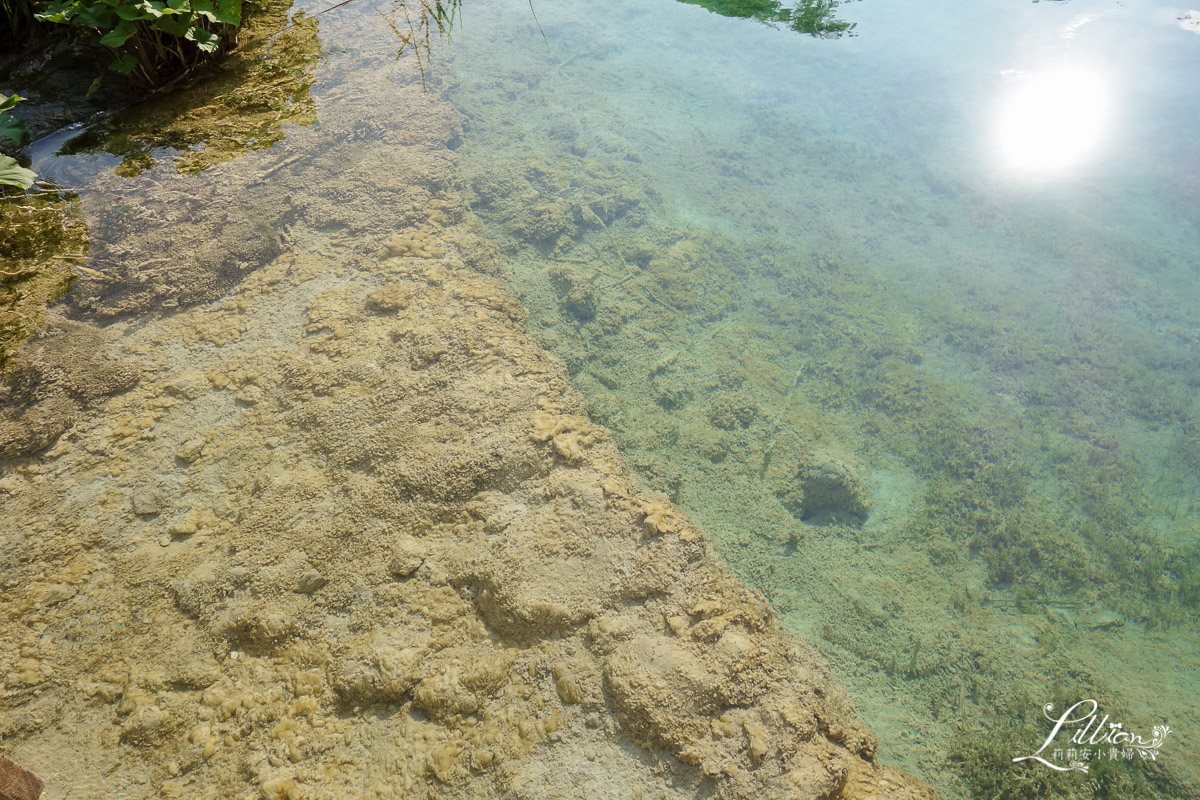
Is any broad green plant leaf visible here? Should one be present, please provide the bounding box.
[219,0,242,25]
[116,1,164,19]
[98,18,137,46]
[73,3,117,28]
[108,52,139,73]
[0,155,36,189]
[0,95,31,147]
[0,115,30,146]
[192,0,216,21]
[186,24,221,52]
[192,0,241,25]
[154,13,190,35]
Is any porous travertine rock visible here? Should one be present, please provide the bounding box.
[773,449,872,527]
[0,315,139,458]
[131,486,162,515]
[0,17,929,800]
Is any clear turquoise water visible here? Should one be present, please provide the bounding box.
[446,0,1200,795]
[10,0,1199,795]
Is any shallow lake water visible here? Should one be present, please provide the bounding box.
[3,0,1198,797]
[448,0,1200,795]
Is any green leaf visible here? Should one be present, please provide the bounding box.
[116,3,153,19]
[218,0,241,25]
[87,76,104,98]
[192,0,239,24]
[186,24,220,52]
[153,13,189,34]
[108,51,139,74]
[73,3,117,27]
[191,0,216,21]
[35,0,80,19]
[0,155,36,190]
[0,93,22,113]
[98,18,137,46]
[0,114,31,146]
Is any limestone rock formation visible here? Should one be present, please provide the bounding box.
[0,17,930,800]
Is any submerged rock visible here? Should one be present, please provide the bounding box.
[775,450,871,527]
[0,18,928,800]
[0,316,138,458]
[295,570,327,594]
[130,486,161,516]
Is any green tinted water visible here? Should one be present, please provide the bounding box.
[4,0,1198,796]
[448,0,1200,796]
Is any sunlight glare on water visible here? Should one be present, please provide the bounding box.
[995,65,1110,174]
[449,0,1200,795]
[5,0,1198,796]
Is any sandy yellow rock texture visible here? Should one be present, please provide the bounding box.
[0,191,85,376]
[0,21,930,800]
[0,228,930,799]
[0,314,139,458]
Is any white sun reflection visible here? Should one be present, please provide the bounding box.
[996,66,1110,174]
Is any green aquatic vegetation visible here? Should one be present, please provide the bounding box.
[463,115,1200,796]
[1174,545,1200,606]
[0,187,86,372]
[0,93,36,189]
[949,721,1171,800]
[377,0,460,88]
[34,0,244,88]
[57,0,318,175]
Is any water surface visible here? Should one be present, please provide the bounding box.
[448,0,1200,796]
[5,0,1198,797]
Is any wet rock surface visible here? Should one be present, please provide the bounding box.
[0,315,139,458]
[0,10,930,800]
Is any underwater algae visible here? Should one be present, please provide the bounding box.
[57,0,320,177]
[461,141,1200,799]
[0,188,83,373]
[446,4,1200,796]
[0,7,936,799]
